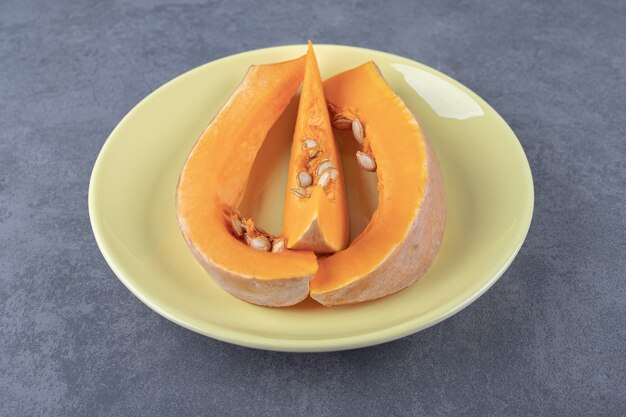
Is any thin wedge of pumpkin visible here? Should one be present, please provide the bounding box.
[281,41,349,253]
[310,62,446,306]
[176,54,317,307]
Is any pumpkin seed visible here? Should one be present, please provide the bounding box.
[302,138,320,157]
[352,119,364,144]
[327,168,339,180]
[302,138,316,149]
[304,139,321,157]
[315,160,333,176]
[297,171,313,188]
[333,116,352,130]
[249,235,271,252]
[230,215,244,237]
[356,151,376,171]
[317,170,331,188]
[271,238,286,253]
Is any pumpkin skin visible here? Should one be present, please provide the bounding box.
[281,42,349,253]
[176,54,318,307]
[309,62,446,306]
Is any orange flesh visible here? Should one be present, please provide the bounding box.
[281,42,349,253]
[311,62,429,293]
[177,55,317,280]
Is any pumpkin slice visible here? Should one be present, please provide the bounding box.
[281,41,349,253]
[310,62,446,306]
[176,54,318,307]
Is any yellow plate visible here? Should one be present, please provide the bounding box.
[89,45,533,352]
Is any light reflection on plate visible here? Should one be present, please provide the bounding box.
[392,63,484,120]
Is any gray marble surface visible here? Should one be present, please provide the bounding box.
[1,0,625,415]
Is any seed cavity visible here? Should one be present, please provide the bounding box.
[297,171,313,188]
[356,151,376,172]
[295,133,341,198]
[352,119,365,144]
[225,208,288,253]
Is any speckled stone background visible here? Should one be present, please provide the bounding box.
[1,0,625,415]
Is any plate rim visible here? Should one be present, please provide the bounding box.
[88,44,534,352]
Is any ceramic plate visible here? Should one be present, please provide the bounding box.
[89,45,533,352]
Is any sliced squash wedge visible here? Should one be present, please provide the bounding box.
[281,41,349,253]
[176,54,317,307]
[310,62,446,306]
